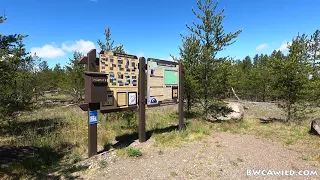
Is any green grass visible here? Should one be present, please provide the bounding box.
[37,93,73,101]
[115,147,142,158]
[126,148,142,157]
[98,160,108,169]
[152,119,212,148]
[2,101,320,178]
[0,104,212,179]
[210,102,320,165]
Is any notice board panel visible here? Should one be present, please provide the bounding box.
[99,51,139,111]
[147,58,179,106]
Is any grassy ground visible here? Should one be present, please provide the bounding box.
[1,101,319,179]
[0,104,211,179]
[37,93,73,101]
[210,101,320,165]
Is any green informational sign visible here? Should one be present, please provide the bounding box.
[164,70,178,85]
[147,58,179,105]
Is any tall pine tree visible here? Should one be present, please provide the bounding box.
[178,34,201,112]
[98,27,127,54]
[270,34,311,122]
[65,51,85,102]
[0,15,34,120]
[186,0,242,116]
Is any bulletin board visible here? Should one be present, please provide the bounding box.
[99,51,139,110]
[147,58,179,106]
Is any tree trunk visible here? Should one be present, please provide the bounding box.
[204,72,208,116]
[231,87,240,101]
[187,94,191,113]
[287,103,291,123]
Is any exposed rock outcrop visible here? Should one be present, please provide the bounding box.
[206,101,244,121]
[218,102,244,121]
[310,119,320,136]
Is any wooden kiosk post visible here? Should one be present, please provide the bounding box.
[178,62,185,131]
[138,57,146,142]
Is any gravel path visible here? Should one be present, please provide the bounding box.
[80,132,320,180]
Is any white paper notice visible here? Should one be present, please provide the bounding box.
[128,92,137,105]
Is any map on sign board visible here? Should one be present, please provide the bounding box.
[99,52,139,110]
[147,58,179,105]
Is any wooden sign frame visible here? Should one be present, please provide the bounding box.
[78,49,184,158]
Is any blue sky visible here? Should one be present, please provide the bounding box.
[2,0,320,67]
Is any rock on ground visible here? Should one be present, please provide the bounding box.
[217,102,244,121]
[310,119,320,135]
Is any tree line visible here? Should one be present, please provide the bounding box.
[0,14,125,120]
[0,13,86,120]
[177,0,320,122]
[1,0,320,123]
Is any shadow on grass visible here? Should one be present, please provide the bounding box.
[0,143,85,179]
[184,111,203,119]
[174,110,203,120]
[0,117,68,137]
[259,118,286,124]
[206,119,230,123]
[99,123,190,153]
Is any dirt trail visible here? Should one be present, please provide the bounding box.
[80,132,320,180]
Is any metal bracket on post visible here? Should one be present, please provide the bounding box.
[179,62,185,131]
[138,57,146,142]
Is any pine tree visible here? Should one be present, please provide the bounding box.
[213,58,233,99]
[39,60,49,71]
[246,54,272,101]
[52,63,66,90]
[270,34,311,122]
[253,54,260,68]
[242,56,252,73]
[97,27,114,52]
[97,27,127,54]
[0,16,35,120]
[113,44,126,54]
[308,30,320,71]
[178,34,201,112]
[65,51,85,102]
[186,0,242,115]
[307,30,320,104]
[37,60,54,91]
[228,59,247,99]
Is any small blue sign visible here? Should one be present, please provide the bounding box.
[89,110,98,124]
[150,98,158,104]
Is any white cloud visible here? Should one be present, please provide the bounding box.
[136,52,145,58]
[31,45,66,59]
[61,39,96,54]
[256,43,268,51]
[277,41,292,52]
[31,40,96,59]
